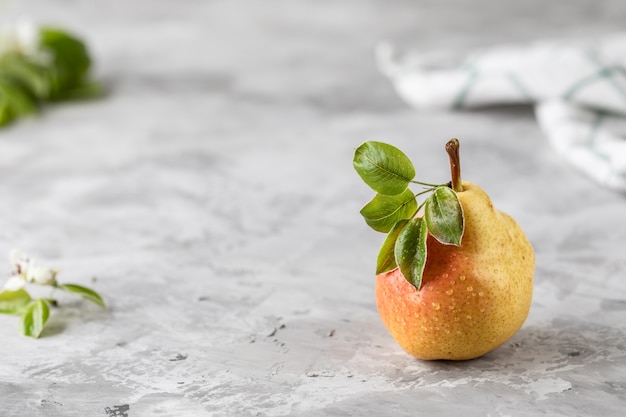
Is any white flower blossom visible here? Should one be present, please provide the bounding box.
[14,20,38,55]
[9,249,29,275]
[0,20,41,59]
[26,264,57,285]
[4,249,58,289]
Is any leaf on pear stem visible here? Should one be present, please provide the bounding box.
[353,141,415,195]
[0,288,32,315]
[376,219,409,274]
[20,298,50,338]
[59,283,106,308]
[394,217,428,290]
[424,186,465,246]
[360,189,418,233]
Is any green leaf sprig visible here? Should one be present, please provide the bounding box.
[353,139,465,290]
[0,250,105,338]
[0,22,101,128]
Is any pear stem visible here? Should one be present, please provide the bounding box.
[445,138,463,192]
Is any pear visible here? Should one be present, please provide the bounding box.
[376,180,534,360]
[356,139,534,360]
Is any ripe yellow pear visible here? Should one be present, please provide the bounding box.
[376,181,534,360]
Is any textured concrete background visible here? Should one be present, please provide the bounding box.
[0,0,625,416]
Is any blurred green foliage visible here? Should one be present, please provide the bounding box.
[0,26,101,127]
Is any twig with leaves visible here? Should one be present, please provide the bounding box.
[0,250,105,338]
[353,140,465,290]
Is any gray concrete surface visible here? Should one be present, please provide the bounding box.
[0,0,625,416]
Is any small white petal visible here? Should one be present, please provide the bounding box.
[9,249,29,275]
[15,19,38,52]
[4,275,25,291]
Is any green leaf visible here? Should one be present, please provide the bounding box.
[394,217,428,290]
[376,219,408,274]
[0,78,38,117]
[59,283,105,308]
[0,99,15,126]
[39,27,92,98]
[424,186,465,246]
[20,299,50,338]
[0,53,50,99]
[353,141,415,195]
[360,189,418,233]
[0,288,32,315]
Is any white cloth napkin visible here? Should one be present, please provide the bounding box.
[378,35,626,192]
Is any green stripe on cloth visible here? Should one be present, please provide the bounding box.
[453,66,479,109]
